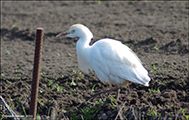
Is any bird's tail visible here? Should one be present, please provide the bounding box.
[135,65,151,86]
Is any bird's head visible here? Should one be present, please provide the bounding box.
[56,24,93,40]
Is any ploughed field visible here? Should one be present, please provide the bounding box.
[1,1,188,119]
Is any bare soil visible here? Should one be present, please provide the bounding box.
[1,1,189,120]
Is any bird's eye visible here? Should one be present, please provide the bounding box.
[72,30,75,33]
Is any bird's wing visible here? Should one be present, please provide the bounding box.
[93,38,142,67]
[90,38,150,86]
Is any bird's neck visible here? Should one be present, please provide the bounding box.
[76,37,92,64]
[77,37,92,48]
[78,30,93,47]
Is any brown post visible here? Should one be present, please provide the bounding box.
[29,28,44,119]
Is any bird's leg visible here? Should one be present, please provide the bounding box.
[116,85,121,101]
[88,86,121,102]
[78,85,121,108]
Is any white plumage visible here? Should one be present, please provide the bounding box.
[56,24,151,100]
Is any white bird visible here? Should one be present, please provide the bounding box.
[56,24,151,101]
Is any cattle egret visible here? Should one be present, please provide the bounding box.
[56,24,151,101]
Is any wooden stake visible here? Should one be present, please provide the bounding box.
[29,28,44,119]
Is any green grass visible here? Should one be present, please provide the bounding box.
[70,113,79,120]
[70,79,76,86]
[38,99,43,105]
[148,87,160,94]
[147,108,158,116]
[11,23,19,29]
[164,58,167,62]
[71,70,84,80]
[56,52,60,56]
[39,89,43,94]
[3,97,187,120]
[185,65,188,69]
[94,0,102,4]
[18,64,22,69]
[72,89,76,93]
[69,99,110,120]
[182,109,189,119]
[38,107,43,112]
[91,84,96,92]
[78,71,84,79]
[163,80,167,84]
[80,101,105,119]
[8,103,14,109]
[149,70,153,73]
[66,80,68,85]
[5,79,11,83]
[72,70,77,74]
[149,64,158,73]
[9,96,13,102]
[55,84,62,92]
[21,104,27,116]
[110,96,117,107]
[37,114,41,120]
[1,73,5,77]
[48,78,53,84]
[5,49,10,55]
[153,64,157,70]
[153,46,159,51]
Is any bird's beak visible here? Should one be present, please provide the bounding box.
[56,31,71,37]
